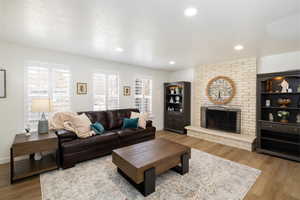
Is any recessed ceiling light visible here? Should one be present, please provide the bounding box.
[169,61,176,65]
[115,47,124,52]
[184,7,198,17]
[234,45,244,51]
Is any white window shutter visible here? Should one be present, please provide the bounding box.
[93,72,119,111]
[134,78,152,113]
[25,64,71,130]
[52,68,71,112]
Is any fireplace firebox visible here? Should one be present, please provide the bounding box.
[201,106,241,134]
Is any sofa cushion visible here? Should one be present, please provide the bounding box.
[122,118,139,129]
[106,109,139,130]
[78,111,108,130]
[115,128,154,141]
[62,132,119,154]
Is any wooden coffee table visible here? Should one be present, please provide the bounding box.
[112,138,191,196]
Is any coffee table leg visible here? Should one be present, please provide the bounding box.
[172,153,189,175]
[143,167,155,196]
[117,167,156,196]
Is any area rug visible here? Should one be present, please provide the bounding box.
[40,149,260,200]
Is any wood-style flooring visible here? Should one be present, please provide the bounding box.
[0,131,299,200]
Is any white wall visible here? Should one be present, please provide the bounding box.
[258,51,300,74]
[0,41,168,163]
[168,68,195,125]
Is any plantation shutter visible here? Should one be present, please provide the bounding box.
[93,72,119,111]
[107,74,119,109]
[25,64,71,130]
[134,78,152,113]
[52,68,71,112]
[93,73,106,111]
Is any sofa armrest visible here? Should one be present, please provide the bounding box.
[146,120,153,128]
[55,129,77,143]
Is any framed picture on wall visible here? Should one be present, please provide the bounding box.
[123,86,131,96]
[77,82,87,95]
[0,69,6,98]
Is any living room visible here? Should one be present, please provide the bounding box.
[0,0,299,200]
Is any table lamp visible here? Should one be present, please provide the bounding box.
[31,98,52,134]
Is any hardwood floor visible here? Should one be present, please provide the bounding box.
[0,131,299,200]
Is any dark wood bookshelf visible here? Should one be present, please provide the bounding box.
[164,82,191,134]
[257,70,300,162]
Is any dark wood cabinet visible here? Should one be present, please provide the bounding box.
[164,82,191,134]
[257,70,300,162]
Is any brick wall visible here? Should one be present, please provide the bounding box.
[193,58,257,136]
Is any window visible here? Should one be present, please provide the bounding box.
[93,72,119,111]
[25,63,71,129]
[134,78,152,113]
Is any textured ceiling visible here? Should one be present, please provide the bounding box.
[0,0,299,71]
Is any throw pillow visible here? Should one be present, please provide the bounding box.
[69,114,94,138]
[130,112,149,129]
[90,122,105,135]
[122,118,139,129]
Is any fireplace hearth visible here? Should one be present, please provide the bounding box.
[201,106,241,134]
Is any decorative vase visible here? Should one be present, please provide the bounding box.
[175,87,179,94]
[269,113,274,121]
[277,111,289,123]
[266,99,271,107]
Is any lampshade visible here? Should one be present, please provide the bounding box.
[31,98,52,112]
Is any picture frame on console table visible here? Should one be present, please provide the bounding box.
[0,69,6,98]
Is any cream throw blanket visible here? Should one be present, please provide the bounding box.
[49,112,95,138]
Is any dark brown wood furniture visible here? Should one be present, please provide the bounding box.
[112,138,191,196]
[10,131,59,183]
[164,81,191,134]
[257,70,300,162]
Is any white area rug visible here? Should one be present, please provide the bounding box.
[40,149,260,200]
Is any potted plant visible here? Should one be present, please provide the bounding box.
[277,111,290,123]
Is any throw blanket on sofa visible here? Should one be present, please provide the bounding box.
[49,112,95,138]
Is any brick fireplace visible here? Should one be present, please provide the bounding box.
[186,58,257,151]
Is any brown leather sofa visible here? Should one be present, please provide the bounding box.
[56,108,156,169]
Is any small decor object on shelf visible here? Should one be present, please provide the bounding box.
[170,88,175,94]
[269,113,274,121]
[277,98,291,108]
[280,79,289,93]
[34,152,42,161]
[175,87,179,94]
[25,127,31,137]
[175,96,180,103]
[288,88,293,93]
[123,86,131,96]
[277,111,290,123]
[266,79,273,93]
[297,84,300,92]
[179,108,183,112]
[296,113,300,123]
[77,82,87,95]
[31,98,52,134]
[266,99,271,107]
[169,97,174,103]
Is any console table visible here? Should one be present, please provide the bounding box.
[10,131,59,183]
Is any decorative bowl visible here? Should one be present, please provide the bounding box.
[278,98,291,108]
